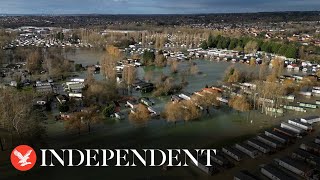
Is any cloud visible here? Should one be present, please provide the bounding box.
[112,0,128,2]
[0,0,319,14]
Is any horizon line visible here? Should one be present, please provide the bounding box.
[1,10,319,16]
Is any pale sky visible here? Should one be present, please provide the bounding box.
[0,0,319,14]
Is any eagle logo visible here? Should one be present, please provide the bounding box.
[13,149,33,166]
[11,145,37,171]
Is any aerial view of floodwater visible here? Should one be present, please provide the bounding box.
[16,48,317,180]
[53,49,315,149]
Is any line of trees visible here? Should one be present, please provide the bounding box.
[200,34,302,59]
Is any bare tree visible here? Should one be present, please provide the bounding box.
[244,41,258,54]
[249,57,256,66]
[170,60,179,74]
[84,67,96,86]
[26,50,42,74]
[144,70,153,82]
[164,102,184,124]
[80,106,102,133]
[122,65,136,94]
[192,91,220,114]
[189,63,199,75]
[229,95,251,119]
[259,62,268,80]
[224,66,244,83]
[180,100,201,122]
[84,80,118,105]
[65,112,84,135]
[0,89,45,141]
[45,54,73,79]
[129,104,150,126]
[155,54,167,67]
[101,45,122,81]
[227,68,243,83]
[153,76,177,96]
[270,58,284,77]
[256,81,286,117]
[299,76,318,88]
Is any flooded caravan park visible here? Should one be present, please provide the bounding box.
[1,48,318,147]
[47,48,319,149]
[15,49,320,180]
[2,48,320,180]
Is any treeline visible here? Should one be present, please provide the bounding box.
[200,34,302,59]
[2,12,319,28]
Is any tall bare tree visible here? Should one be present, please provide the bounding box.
[26,50,42,74]
[122,65,136,94]
[101,45,122,81]
[164,102,184,124]
[170,60,179,74]
[244,41,258,54]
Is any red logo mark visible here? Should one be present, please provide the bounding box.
[10,145,37,171]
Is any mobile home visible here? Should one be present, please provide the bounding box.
[171,95,183,102]
[292,149,320,166]
[260,164,297,180]
[222,147,244,162]
[234,170,259,180]
[300,143,320,155]
[140,97,154,107]
[126,100,139,109]
[247,139,272,154]
[300,116,320,124]
[297,102,318,109]
[264,130,290,144]
[178,92,192,101]
[274,157,311,178]
[280,122,306,134]
[283,105,306,112]
[273,127,299,138]
[235,143,260,159]
[288,119,313,131]
[257,135,283,149]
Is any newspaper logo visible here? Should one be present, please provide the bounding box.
[11,145,37,171]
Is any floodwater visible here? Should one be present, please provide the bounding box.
[66,48,257,91]
[62,48,291,150]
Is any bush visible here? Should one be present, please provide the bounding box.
[75,64,84,71]
[102,104,115,119]
[142,50,155,65]
[58,104,69,112]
